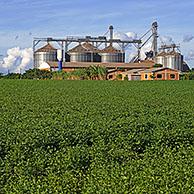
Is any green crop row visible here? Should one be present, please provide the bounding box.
[0,80,194,193]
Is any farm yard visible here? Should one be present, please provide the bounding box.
[0,80,194,193]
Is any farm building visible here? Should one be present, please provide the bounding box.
[47,60,155,73]
[120,69,144,81]
[140,67,180,81]
[114,67,180,81]
[107,69,123,80]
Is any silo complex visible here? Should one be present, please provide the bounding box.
[156,51,183,71]
[100,45,125,63]
[34,43,58,68]
[68,42,101,62]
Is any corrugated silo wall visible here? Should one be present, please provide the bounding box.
[101,53,125,63]
[35,51,57,68]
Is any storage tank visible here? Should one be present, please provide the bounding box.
[166,51,183,70]
[155,51,166,66]
[177,53,183,71]
[100,45,125,63]
[34,43,57,69]
[156,51,183,70]
[180,55,184,71]
[68,42,101,62]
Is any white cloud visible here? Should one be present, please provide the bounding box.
[113,31,137,41]
[2,47,21,69]
[126,32,137,40]
[1,47,33,73]
[113,31,130,41]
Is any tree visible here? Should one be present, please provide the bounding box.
[22,69,52,79]
[0,72,3,79]
[86,65,107,80]
[52,71,68,80]
[180,71,194,80]
[124,75,128,81]
[4,73,22,79]
[97,66,107,80]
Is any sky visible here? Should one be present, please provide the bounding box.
[0,0,194,72]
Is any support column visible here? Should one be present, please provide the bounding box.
[152,22,158,58]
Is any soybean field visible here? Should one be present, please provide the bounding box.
[0,80,194,193]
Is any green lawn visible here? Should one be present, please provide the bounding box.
[0,80,194,193]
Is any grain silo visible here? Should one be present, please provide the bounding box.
[155,44,183,71]
[100,45,125,63]
[68,42,101,62]
[155,49,183,71]
[166,51,183,70]
[155,51,167,66]
[34,43,57,69]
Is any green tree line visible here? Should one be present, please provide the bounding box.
[0,66,108,80]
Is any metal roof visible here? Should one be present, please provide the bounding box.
[101,45,122,53]
[157,51,167,57]
[68,42,101,53]
[142,67,180,73]
[157,51,181,57]
[82,42,100,52]
[168,51,180,56]
[123,69,144,74]
[47,61,154,69]
[35,43,57,53]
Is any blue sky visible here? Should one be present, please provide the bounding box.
[0,0,194,67]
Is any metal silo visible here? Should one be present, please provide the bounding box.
[34,43,57,69]
[176,52,183,71]
[179,55,184,71]
[82,42,101,62]
[166,51,183,70]
[68,42,101,62]
[156,50,183,70]
[100,45,125,63]
[155,51,166,66]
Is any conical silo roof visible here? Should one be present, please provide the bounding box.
[157,51,167,57]
[82,42,100,52]
[167,51,180,56]
[68,42,100,53]
[101,45,121,53]
[35,43,57,53]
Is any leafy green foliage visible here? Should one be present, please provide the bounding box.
[3,73,22,79]
[181,71,194,80]
[153,63,163,68]
[22,69,53,79]
[116,74,122,80]
[1,66,107,80]
[0,72,4,79]
[0,80,194,193]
